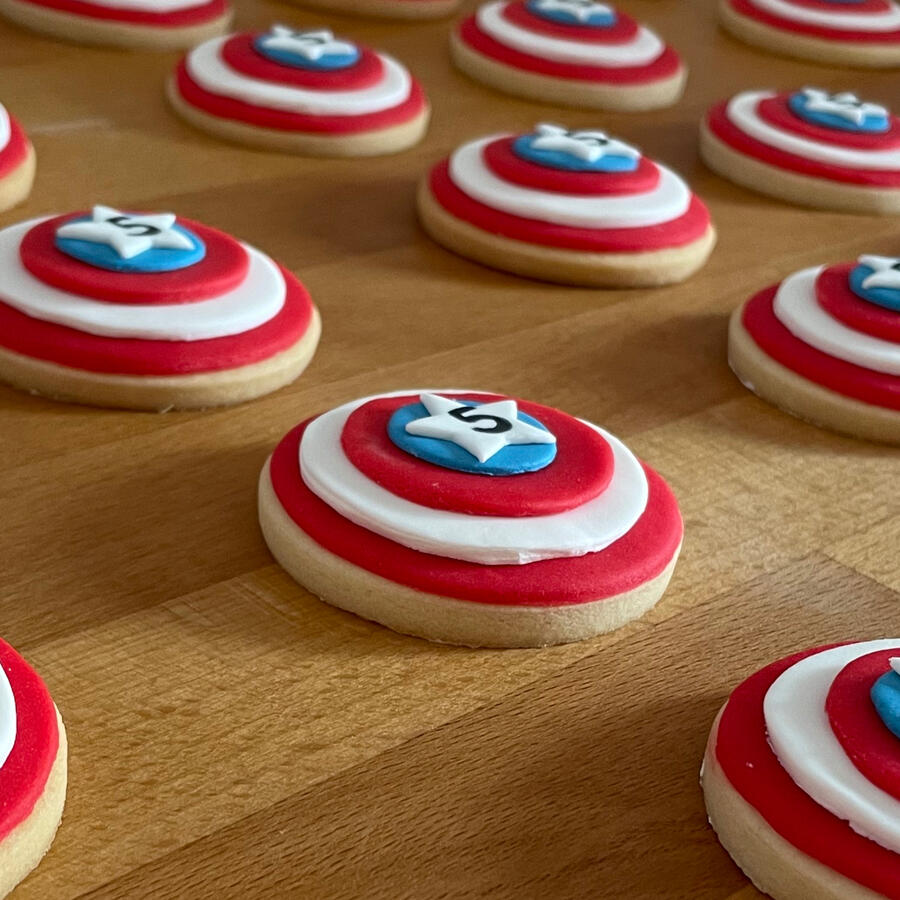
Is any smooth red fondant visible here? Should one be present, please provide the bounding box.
[270,419,683,607]
[483,136,661,196]
[457,17,682,84]
[428,161,711,253]
[502,0,640,43]
[816,264,900,342]
[0,115,30,181]
[174,63,426,135]
[741,285,900,410]
[20,214,250,305]
[340,393,614,517]
[706,101,900,187]
[221,34,385,91]
[0,264,314,376]
[0,638,59,845]
[726,0,900,42]
[14,0,227,26]
[826,648,900,802]
[783,0,889,11]
[715,645,900,899]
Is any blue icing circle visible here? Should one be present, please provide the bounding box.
[848,263,900,311]
[788,91,890,134]
[525,0,617,26]
[387,400,557,476]
[253,35,360,71]
[512,133,639,173]
[55,219,206,274]
[871,669,900,740]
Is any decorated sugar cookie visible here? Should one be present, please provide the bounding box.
[0,638,66,898]
[258,389,683,648]
[0,103,34,214]
[0,205,321,410]
[451,0,686,111]
[719,0,900,67]
[167,25,430,157]
[703,640,900,900]
[729,256,900,443]
[285,0,463,20]
[0,0,231,50]
[417,123,716,287]
[702,88,900,215]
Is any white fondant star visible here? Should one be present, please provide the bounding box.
[800,88,888,126]
[533,0,614,21]
[404,393,557,464]
[530,123,640,163]
[859,255,900,291]
[891,658,900,676]
[56,205,193,260]
[258,25,356,61]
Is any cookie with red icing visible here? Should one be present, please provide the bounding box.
[0,205,321,410]
[258,389,684,648]
[167,25,430,157]
[417,123,716,287]
[703,640,900,900]
[0,103,34,214]
[702,88,900,215]
[0,0,231,50]
[719,0,900,67]
[0,637,67,898]
[729,256,900,443]
[285,0,462,20]
[451,0,686,111]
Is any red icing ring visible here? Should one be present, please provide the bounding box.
[826,648,900,802]
[715,645,900,900]
[0,638,59,844]
[483,137,661,196]
[785,0,890,12]
[741,285,900,410]
[340,394,614,517]
[0,116,30,181]
[706,102,900,187]
[271,419,683,606]
[457,17,682,84]
[14,0,228,26]
[220,34,385,91]
[816,264,900,342]
[758,95,900,151]
[174,63,426,135]
[20,214,250,305]
[502,0,640,43]
[0,264,314,376]
[726,0,900,41]
[428,161,711,253]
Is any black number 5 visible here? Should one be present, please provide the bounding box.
[105,215,161,237]
[448,405,512,434]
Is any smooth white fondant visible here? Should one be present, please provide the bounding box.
[726,91,900,171]
[57,206,195,260]
[299,391,650,566]
[859,255,900,290]
[475,0,665,67]
[773,266,900,375]
[764,640,900,853]
[801,88,889,126]
[0,106,10,155]
[185,37,412,117]
[0,218,285,342]
[530,124,641,163]
[449,136,690,229]
[258,27,357,61]
[78,0,209,10]
[0,665,15,773]
[746,0,900,30]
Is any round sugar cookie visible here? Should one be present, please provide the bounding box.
[0,103,34,214]
[418,123,715,287]
[168,25,430,157]
[284,0,462,19]
[0,205,321,411]
[702,87,900,214]
[452,0,686,111]
[702,640,900,900]
[258,389,684,648]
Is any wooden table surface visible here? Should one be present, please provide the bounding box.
[2,1,899,897]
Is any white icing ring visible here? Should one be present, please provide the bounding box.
[773,266,900,375]
[0,665,15,773]
[727,91,900,171]
[0,106,9,154]
[0,218,286,342]
[764,639,900,854]
[746,0,900,30]
[475,0,665,66]
[185,37,412,117]
[77,0,210,11]
[448,136,691,229]
[298,391,650,566]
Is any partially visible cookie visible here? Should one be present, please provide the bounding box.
[0,103,34,214]
[285,0,462,19]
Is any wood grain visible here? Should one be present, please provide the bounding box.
[0,0,898,897]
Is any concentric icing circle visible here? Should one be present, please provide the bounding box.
[16,0,230,26]
[525,0,617,27]
[816,264,900,341]
[726,0,900,38]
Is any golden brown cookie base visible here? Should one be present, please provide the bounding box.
[0,144,35,213]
